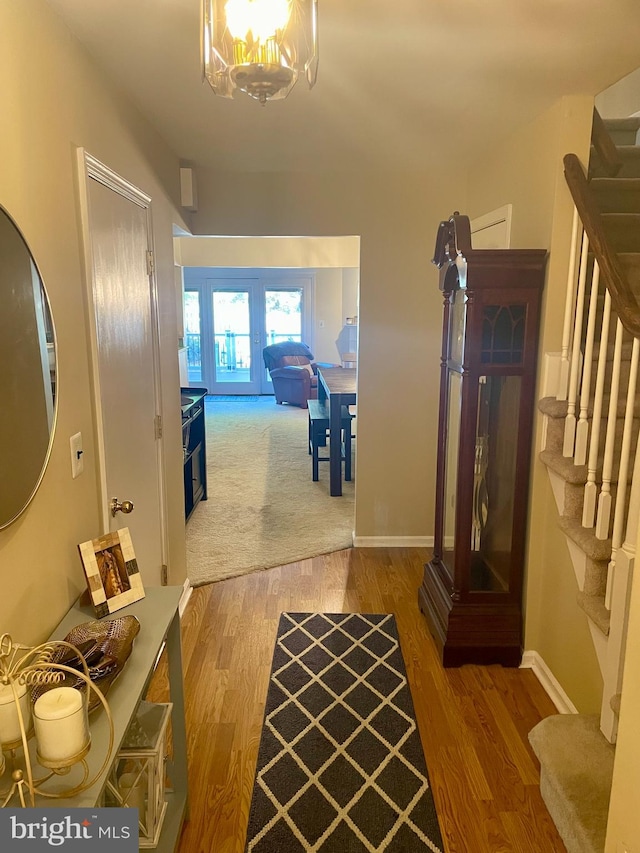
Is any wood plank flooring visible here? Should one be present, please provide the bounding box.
[150,547,566,852]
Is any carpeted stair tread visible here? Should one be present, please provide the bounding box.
[528,714,614,853]
[603,117,640,133]
[577,590,611,636]
[618,252,640,273]
[581,556,609,598]
[539,396,570,419]
[591,177,640,213]
[610,693,622,716]
[590,144,640,178]
[540,449,588,485]
[590,337,638,363]
[602,118,640,146]
[557,515,612,562]
[617,253,640,298]
[601,213,640,252]
[539,394,640,422]
[541,443,633,489]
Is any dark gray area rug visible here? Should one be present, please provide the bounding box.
[244,613,444,852]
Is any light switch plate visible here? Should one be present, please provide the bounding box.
[70,432,84,479]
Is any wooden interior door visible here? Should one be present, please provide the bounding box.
[78,152,166,587]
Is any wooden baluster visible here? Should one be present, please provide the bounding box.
[575,261,601,466]
[600,424,640,741]
[563,230,590,456]
[583,291,612,528]
[596,318,624,539]
[558,207,580,402]
[605,337,640,609]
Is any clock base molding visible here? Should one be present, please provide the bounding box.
[419,560,522,667]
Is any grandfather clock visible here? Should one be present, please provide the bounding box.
[418,213,547,666]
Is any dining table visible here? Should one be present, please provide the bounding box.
[316,367,357,496]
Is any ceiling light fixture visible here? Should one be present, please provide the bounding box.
[202,0,318,105]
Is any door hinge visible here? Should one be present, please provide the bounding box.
[161,564,168,586]
[146,250,155,276]
[154,414,163,439]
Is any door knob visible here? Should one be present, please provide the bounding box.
[110,497,134,517]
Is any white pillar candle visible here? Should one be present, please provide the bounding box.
[0,680,31,746]
[33,687,89,765]
[119,771,146,817]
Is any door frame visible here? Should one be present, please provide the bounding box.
[76,149,168,569]
[183,268,315,394]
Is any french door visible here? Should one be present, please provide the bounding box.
[183,271,314,395]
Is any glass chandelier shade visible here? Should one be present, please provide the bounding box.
[203,0,318,104]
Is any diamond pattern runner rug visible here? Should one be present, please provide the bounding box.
[245,613,444,852]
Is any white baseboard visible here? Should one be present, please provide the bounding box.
[520,650,579,714]
[352,535,434,548]
[179,578,193,617]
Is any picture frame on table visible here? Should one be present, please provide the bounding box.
[78,527,145,618]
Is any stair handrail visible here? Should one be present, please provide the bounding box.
[563,152,640,338]
[591,107,622,178]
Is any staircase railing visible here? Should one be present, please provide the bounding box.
[563,154,640,337]
[556,149,640,741]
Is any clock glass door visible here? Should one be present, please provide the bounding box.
[442,369,463,581]
[470,374,521,592]
[439,285,467,582]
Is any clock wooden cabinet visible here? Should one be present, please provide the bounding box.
[418,214,547,666]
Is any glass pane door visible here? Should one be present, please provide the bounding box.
[208,286,261,394]
[264,289,303,345]
[182,272,314,396]
[261,287,304,393]
[184,290,202,384]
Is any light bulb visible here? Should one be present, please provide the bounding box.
[226,0,291,43]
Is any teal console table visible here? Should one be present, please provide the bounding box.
[47,586,188,851]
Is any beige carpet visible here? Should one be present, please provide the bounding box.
[186,397,354,586]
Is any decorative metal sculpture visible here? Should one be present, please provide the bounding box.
[0,633,114,807]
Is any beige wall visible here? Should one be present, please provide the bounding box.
[314,268,345,363]
[466,95,603,711]
[175,235,360,268]
[0,1,186,644]
[342,268,359,322]
[192,168,466,538]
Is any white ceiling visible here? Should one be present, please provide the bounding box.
[47,0,640,174]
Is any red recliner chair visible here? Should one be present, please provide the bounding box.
[263,341,335,408]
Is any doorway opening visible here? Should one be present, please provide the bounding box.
[174,234,361,583]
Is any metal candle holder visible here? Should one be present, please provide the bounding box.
[0,633,114,807]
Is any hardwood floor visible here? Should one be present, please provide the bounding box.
[153,547,566,852]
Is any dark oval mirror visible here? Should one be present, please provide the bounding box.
[0,207,57,528]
